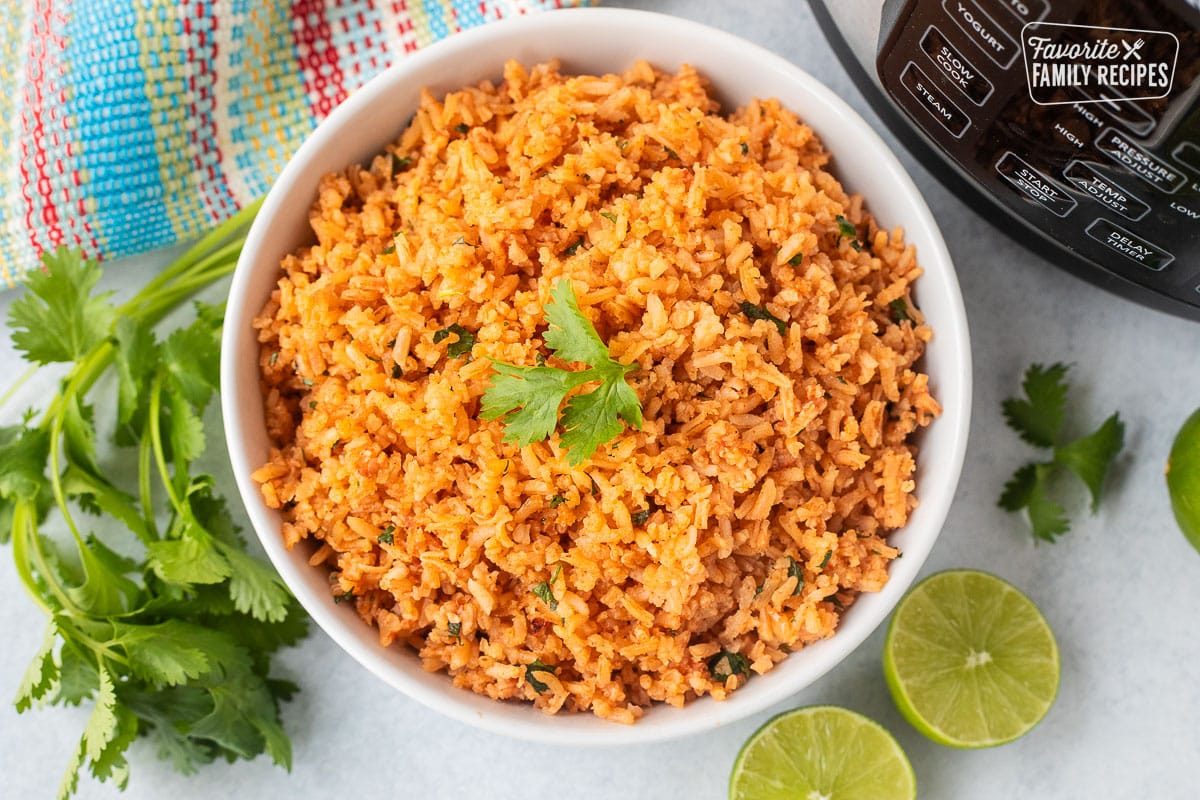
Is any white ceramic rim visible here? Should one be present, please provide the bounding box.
[222,7,972,746]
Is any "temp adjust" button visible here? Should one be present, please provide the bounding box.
[900,62,971,138]
[1095,128,1186,193]
[1063,161,1150,221]
[1085,219,1174,271]
[942,0,1019,68]
[995,152,1076,217]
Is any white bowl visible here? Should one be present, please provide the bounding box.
[221,7,972,746]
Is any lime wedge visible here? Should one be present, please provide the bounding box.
[1167,406,1200,554]
[729,706,916,800]
[883,570,1059,748]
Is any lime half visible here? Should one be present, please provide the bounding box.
[1167,406,1200,554]
[883,570,1059,748]
[729,706,916,800]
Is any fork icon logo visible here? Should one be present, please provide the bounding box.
[1121,38,1146,60]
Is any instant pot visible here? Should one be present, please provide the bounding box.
[809,0,1200,321]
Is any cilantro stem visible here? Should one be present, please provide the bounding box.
[147,373,186,518]
[0,363,37,410]
[56,617,130,668]
[16,500,85,617]
[38,342,114,436]
[46,383,85,548]
[138,424,158,540]
[126,199,262,314]
[128,260,239,328]
[9,502,55,616]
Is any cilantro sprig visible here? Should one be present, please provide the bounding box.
[480,279,642,465]
[999,363,1125,542]
[1,203,308,797]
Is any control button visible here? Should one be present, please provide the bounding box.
[1063,161,1150,221]
[995,152,1077,217]
[1175,142,1200,175]
[992,0,1049,24]
[1095,128,1186,193]
[1075,87,1156,137]
[1085,219,1174,271]
[942,0,1019,68]
[900,62,971,138]
[920,26,993,105]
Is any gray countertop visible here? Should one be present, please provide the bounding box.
[3,1,1199,797]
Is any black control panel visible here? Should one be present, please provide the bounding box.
[877,0,1200,317]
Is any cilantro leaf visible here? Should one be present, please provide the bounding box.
[1003,363,1069,448]
[61,467,149,543]
[999,462,1070,542]
[83,668,120,765]
[87,702,137,788]
[524,659,557,693]
[9,248,115,365]
[998,463,1039,512]
[66,532,142,617]
[481,280,643,464]
[739,301,787,336]
[164,390,207,466]
[542,279,610,366]
[113,317,158,444]
[161,310,222,412]
[120,685,218,775]
[147,525,232,586]
[480,363,590,447]
[531,581,557,610]
[0,425,50,505]
[112,621,214,686]
[559,374,641,465]
[787,557,804,596]
[1026,468,1071,543]
[59,739,84,800]
[707,650,751,683]
[1054,413,1124,511]
[433,323,475,359]
[835,215,862,251]
[218,544,292,623]
[14,623,59,712]
[55,646,99,707]
[889,298,911,324]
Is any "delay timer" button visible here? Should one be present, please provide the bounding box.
[900,62,971,138]
[995,152,1077,217]
[1085,219,1174,271]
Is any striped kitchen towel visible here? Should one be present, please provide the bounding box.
[0,0,589,287]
